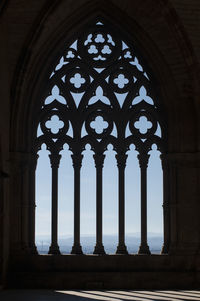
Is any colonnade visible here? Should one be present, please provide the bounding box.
[31,150,169,255]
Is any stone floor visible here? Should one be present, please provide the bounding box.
[0,290,200,301]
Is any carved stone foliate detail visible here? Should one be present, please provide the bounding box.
[137,154,150,169]
[115,153,128,169]
[93,154,105,169]
[49,154,61,169]
[71,154,83,169]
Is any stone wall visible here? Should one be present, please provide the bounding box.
[0,0,200,288]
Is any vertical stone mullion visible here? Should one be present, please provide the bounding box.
[48,153,61,255]
[116,153,128,254]
[138,153,151,255]
[29,153,38,254]
[71,153,83,254]
[160,154,170,254]
[93,153,105,255]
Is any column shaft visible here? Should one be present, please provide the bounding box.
[48,154,61,254]
[93,154,105,255]
[29,154,38,254]
[116,153,128,254]
[71,154,83,254]
[161,154,170,254]
[138,153,150,254]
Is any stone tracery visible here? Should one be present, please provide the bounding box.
[35,20,165,255]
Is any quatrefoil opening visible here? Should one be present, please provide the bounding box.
[85,111,113,139]
[90,116,109,134]
[41,112,69,138]
[70,73,85,88]
[109,69,132,93]
[129,112,157,139]
[45,115,64,134]
[65,68,90,93]
[134,116,152,134]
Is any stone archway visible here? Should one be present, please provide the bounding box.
[8,0,199,289]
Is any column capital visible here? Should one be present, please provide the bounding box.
[115,153,128,169]
[71,153,83,169]
[49,153,61,168]
[137,153,150,169]
[93,153,105,169]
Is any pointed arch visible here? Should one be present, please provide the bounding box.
[30,15,167,255]
[9,0,177,258]
[5,0,200,289]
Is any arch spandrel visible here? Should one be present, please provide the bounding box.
[10,0,198,153]
[7,2,166,150]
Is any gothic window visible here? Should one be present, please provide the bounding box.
[35,20,166,255]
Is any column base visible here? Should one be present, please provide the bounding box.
[93,244,106,255]
[161,243,169,254]
[116,244,128,254]
[138,243,151,255]
[71,244,83,255]
[48,244,61,255]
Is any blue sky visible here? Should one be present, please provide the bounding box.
[36,88,163,241]
[35,143,163,242]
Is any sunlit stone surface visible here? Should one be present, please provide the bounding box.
[1,290,200,301]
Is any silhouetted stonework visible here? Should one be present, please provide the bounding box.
[0,0,200,289]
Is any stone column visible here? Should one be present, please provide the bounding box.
[160,154,170,254]
[93,153,106,255]
[48,153,61,255]
[116,153,128,254]
[138,153,151,254]
[29,153,39,254]
[71,153,83,254]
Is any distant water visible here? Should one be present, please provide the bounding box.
[36,234,163,254]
